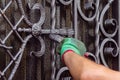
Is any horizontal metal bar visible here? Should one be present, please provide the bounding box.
[18,28,74,35]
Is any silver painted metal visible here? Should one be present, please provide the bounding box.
[95,10,100,64]
[0,34,32,80]
[119,0,120,71]
[74,0,78,39]
[59,0,73,5]
[49,34,64,43]
[54,0,117,76]
[85,52,98,63]
[77,0,100,21]
[0,0,119,79]
[16,0,33,26]
[96,0,119,68]
[99,2,118,37]
[31,36,45,57]
[18,28,74,35]
[31,3,45,36]
[55,67,69,80]
[100,38,119,67]
[0,0,46,79]
[51,0,56,80]
[8,35,33,80]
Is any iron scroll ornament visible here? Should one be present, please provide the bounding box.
[0,0,119,80]
[100,38,119,67]
[0,0,74,79]
[0,0,46,79]
[95,0,117,64]
[99,0,118,37]
[97,0,119,67]
[17,3,46,57]
[59,0,73,5]
[77,0,100,21]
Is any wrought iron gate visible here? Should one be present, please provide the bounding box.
[0,0,119,80]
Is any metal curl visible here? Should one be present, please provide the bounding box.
[99,0,118,37]
[17,0,45,28]
[16,0,33,26]
[100,38,119,67]
[55,67,69,80]
[77,0,99,21]
[31,3,45,36]
[27,0,35,9]
[31,36,45,57]
[59,0,73,5]
[32,3,45,26]
[84,52,98,63]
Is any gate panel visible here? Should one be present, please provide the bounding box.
[0,0,119,80]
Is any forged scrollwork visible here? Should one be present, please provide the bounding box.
[18,2,46,57]
[77,0,100,21]
[100,38,119,67]
[0,0,119,79]
[30,36,45,57]
[31,3,45,36]
[55,67,69,80]
[95,0,119,68]
[0,35,32,80]
[59,0,73,5]
[84,52,98,63]
[16,0,33,26]
[100,4,118,37]
[8,35,33,80]
[0,0,46,79]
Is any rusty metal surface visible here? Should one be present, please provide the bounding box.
[0,0,119,80]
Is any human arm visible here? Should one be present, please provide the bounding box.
[64,51,120,80]
[58,38,120,80]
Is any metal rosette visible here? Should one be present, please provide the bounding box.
[77,0,100,21]
[30,3,46,57]
[17,1,46,57]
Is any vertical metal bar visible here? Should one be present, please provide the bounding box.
[118,0,120,71]
[51,0,56,80]
[95,10,100,64]
[74,0,78,39]
[56,4,61,70]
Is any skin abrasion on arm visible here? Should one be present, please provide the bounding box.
[63,51,120,80]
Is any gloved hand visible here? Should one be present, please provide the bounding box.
[57,38,86,58]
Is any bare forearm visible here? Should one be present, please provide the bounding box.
[64,51,84,80]
[64,51,120,80]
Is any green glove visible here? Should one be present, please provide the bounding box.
[57,38,86,57]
